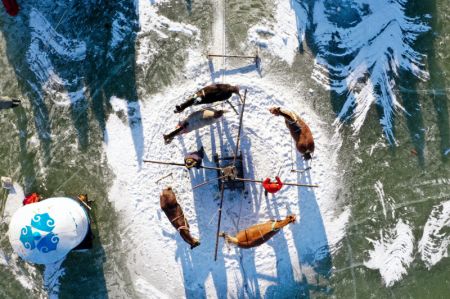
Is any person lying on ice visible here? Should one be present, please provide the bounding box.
[0,97,21,110]
[262,176,283,196]
[164,108,226,144]
[174,83,240,113]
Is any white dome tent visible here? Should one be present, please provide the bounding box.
[8,197,90,265]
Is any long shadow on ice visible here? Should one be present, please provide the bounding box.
[287,155,332,296]
[175,127,228,299]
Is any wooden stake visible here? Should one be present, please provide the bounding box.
[143,159,222,171]
[156,173,173,183]
[193,176,225,190]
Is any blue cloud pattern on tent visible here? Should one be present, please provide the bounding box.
[19,213,59,253]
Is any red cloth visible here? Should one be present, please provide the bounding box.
[262,176,283,193]
[23,193,40,206]
[2,0,19,16]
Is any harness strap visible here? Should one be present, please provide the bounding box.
[271,221,279,232]
[177,225,189,231]
[171,213,185,223]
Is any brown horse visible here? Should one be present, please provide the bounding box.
[269,107,314,160]
[160,187,200,249]
[220,215,296,248]
[175,83,240,113]
[164,108,226,144]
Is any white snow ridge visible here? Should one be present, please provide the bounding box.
[364,219,414,287]
[419,200,450,269]
[310,0,429,141]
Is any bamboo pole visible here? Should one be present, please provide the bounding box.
[235,177,318,188]
[214,183,225,261]
[193,176,225,190]
[143,159,222,171]
[234,89,247,163]
[208,54,257,59]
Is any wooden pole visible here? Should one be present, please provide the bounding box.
[208,54,257,59]
[234,89,247,163]
[235,177,318,188]
[143,159,222,171]
[193,176,225,190]
[214,183,225,261]
[143,160,185,167]
[290,167,312,173]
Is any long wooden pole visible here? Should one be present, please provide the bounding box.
[193,176,225,190]
[234,89,247,163]
[143,159,222,171]
[208,54,257,59]
[214,183,225,261]
[235,177,318,188]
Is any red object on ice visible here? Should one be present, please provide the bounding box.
[262,176,283,194]
[23,193,40,206]
[2,0,19,16]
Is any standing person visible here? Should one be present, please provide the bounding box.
[174,83,240,113]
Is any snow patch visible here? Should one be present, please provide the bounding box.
[364,219,414,287]
[247,0,301,65]
[104,69,348,297]
[418,200,450,269]
[44,260,65,299]
[310,0,429,141]
[136,0,199,67]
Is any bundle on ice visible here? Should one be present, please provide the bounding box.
[220,215,296,248]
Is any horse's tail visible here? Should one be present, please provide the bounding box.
[190,239,200,249]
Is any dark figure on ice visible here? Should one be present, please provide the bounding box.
[160,187,200,249]
[220,215,296,248]
[184,147,204,169]
[269,107,315,160]
[174,83,240,113]
[163,108,226,144]
[0,97,20,110]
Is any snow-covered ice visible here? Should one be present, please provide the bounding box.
[364,219,414,287]
[419,200,450,269]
